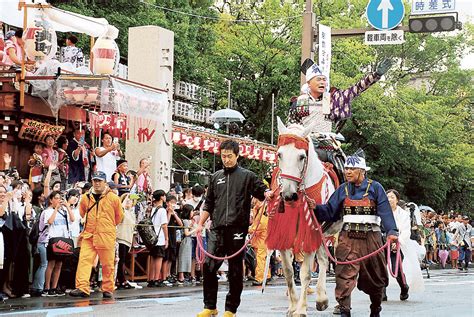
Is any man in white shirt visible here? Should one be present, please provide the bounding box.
[185,184,207,283]
[454,216,472,271]
[94,132,121,182]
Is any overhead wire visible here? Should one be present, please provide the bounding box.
[139,0,303,23]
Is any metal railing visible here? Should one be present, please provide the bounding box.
[174,80,216,104]
[173,100,215,124]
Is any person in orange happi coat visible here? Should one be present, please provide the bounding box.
[249,198,271,286]
[69,171,124,299]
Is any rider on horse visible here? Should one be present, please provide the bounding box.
[287,59,392,183]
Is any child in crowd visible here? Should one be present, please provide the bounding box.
[447,229,459,269]
[43,191,75,297]
[66,189,82,248]
[177,204,195,285]
[436,222,449,269]
[161,195,183,286]
[112,160,134,197]
[28,143,44,188]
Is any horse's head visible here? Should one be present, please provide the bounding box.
[276,117,313,202]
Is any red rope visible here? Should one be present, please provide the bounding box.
[306,197,405,281]
[280,173,303,183]
[195,202,266,264]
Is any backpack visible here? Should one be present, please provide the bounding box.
[137,208,161,249]
[29,212,47,246]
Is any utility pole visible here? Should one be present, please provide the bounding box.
[227,79,231,109]
[300,0,314,86]
[271,93,275,145]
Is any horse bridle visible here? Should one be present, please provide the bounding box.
[277,134,310,189]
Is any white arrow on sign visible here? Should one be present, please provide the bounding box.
[377,0,394,29]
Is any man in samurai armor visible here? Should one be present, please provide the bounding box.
[312,149,399,317]
[287,59,392,184]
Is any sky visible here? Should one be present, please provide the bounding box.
[456,0,474,69]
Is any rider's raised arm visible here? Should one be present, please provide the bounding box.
[328,72,381,122]
[329,59,392,122]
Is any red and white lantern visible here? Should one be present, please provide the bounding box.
[72,86,86,103]
[203,139,213,151]
[184,135,194,149]
[213,141,220,154]
[84,86,99,103]
[92,26,120,75]
[239,144,247,157]
[23,12,57,63]
[172,131,182,144]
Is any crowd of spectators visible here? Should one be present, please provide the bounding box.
[417,210,473,270]
[0,130,238,300]
[0,130,472,302]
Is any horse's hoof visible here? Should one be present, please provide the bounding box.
[316,302,329,311]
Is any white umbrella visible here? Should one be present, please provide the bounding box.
[418,205,434,212]
[209,108,245,123]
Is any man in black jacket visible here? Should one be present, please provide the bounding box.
[196,140,270,317]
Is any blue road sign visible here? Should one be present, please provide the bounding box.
[366,0,405,31]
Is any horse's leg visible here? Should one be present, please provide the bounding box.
[315,246,329,311]
[281,250,297,316]
[294,252,315,317]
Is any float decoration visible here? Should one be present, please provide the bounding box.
[171,127,277,164]
[92,26,120,75]
[23,11,57,63]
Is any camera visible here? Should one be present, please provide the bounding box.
[6,167,19,180]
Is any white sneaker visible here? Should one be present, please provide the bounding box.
[219,274,228,282]
[162,280,173,287]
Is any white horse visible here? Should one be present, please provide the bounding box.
[269,117,343,317]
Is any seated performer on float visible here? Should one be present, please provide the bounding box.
[287,59,392,183]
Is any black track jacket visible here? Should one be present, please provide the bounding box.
[204,165,267,230]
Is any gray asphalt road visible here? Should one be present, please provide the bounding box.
[1,270,473,317]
